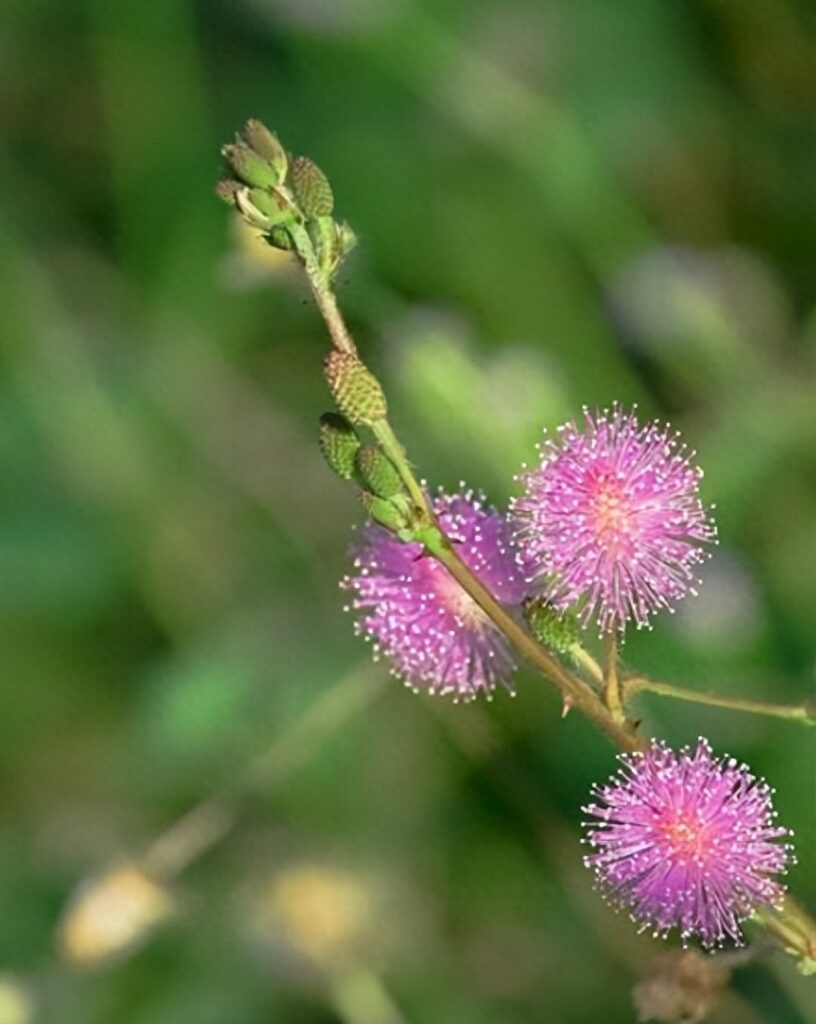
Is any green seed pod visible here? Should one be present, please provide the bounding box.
[243,119,288,181]
[324,351,387,426]
[524,597,580,653]
[318,412,360,480]
[354,444,403,498]
[360,492,409,534]
[222,142,278,190]
[291,155,334,217]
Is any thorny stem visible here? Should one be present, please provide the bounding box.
[423,530,642,751]
[623,676,816,727]
[367,413,638,749]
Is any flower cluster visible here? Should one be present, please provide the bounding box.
[582,739,792,947]
[216,124,804,968]
[513,405,717,633]
[342,490,527,701]
[338,412,792,947]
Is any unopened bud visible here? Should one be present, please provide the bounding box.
[233,188,274,231]
[324,351,387,426]
[243,119,288,180]
[354,445,403,498]
[247,188,292,222]
[360,492,410,534]
[319,413,360,480]
[222,142,278,190]
[523,597,580,652]
[292,155,334,217]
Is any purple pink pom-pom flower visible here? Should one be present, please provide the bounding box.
[342,489,527,701]
[583,739,793,947]
[513,405,717,634]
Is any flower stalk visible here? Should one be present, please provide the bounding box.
[603,632,624,721]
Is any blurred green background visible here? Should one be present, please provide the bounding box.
[0,1,814,1022]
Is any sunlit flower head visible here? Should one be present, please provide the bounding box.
[342,489,527,701]
[512,405,717,633]
[583,739,793,948]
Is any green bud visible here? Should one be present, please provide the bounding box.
[222,142,278,190]
[249,187,298,224]
[354,444,403,498]
[269,225,294,250]
[523,597,580,653]
[324,351,387,426]
[243,119,288,180]
[318,412,360,480]
[233,188,274,230]
[291,155,334,217]
[360,492,409,534]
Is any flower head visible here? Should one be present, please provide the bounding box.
[583,739,793,947]
[342,490,527,701]
[513,405,716,633]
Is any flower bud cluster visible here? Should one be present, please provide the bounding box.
[217,119,356,278]
[318,411,412,539]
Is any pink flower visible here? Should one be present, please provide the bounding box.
[583,739,793,947]
[342,490,527,701]
[513,406,716,633]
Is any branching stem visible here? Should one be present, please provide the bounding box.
[623,676,816,727]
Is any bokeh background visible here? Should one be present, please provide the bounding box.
[1,1,814,1022]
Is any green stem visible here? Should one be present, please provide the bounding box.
[623,676,816,727]
[755,898,816,963]
[371,418,431,518]
[288,222,357,356]
[569,643,604,689]
[422,529,642,751]
[603,633,623,721]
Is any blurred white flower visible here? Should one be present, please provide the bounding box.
[56,862,174,968]
[0,975,35,1024]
